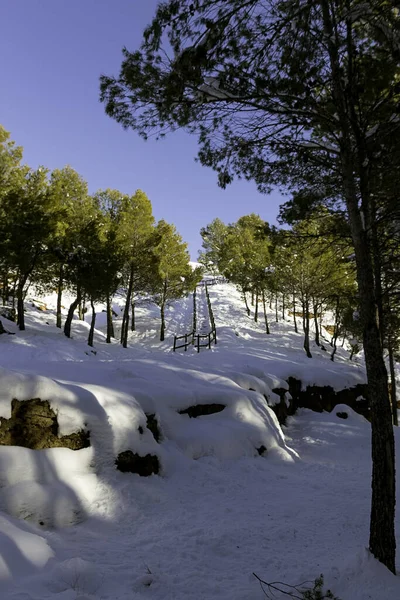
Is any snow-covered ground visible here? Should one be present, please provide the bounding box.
[0,282,399,600]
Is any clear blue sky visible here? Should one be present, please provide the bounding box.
[0,0,285,259]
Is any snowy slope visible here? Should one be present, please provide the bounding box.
[0,283,399,600]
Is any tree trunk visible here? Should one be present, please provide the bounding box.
[16,284,25,331]
[16,270,31,331]
[330,324,339,362]
[293,293,298,333]
[78,293,85,321]
[313,301,320,347]
[2,270,8,305]
[121,265,134,348]
[320,0,395,571]
[343,160,395,572]
[106,293,114,343]
[262,290,270,334]
[302,296,312,358]
[56,264,63,329]
[275,295,278,323]
[341,331,346,347]
[160,302,166,341]
[251,290,254,306]
[282,295,285,320]
[88,299,96,347]
[254,290,258,323]
[131,298,135,331]
[64,289,81,338]
[243,290,251,316]
[388,338,398,427]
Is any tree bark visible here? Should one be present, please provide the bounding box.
[106,294,114,343]
[330,298,340,362]
[388,338,398,427]
[160,302,166,341]
[343,158,395,572]
[254,289,258,323]
[131,298,135,331]
[16,271,31,331]
[2,270,8,306]
[64,288,81,338]
[302,296,312,358]
[88,299,96,347]
[313,301,320,347]
[282,295,285,320]
[243,290,251,316]
[275,294,278,323]
[56,264,63,329]
[262,290,270,334]
[320,0,396,571]
[121,264,134,348]
[16,285,25,331]
[293,293,298,333]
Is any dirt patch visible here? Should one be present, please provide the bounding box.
[178,404,225,418]
[0,398,90,450]
[116,450,160,476]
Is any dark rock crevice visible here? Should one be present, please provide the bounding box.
[178,403,225,418]
[116,450,160,476]
[270,378,369,424]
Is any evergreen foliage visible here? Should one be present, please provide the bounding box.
[100,0,400,572]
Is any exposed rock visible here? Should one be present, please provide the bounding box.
[0,398,90,450]
[145,413,162,442]
[0,306,16,322]
[271,388,295,425]
[257,445,267,455]
[336,411,349,419]
[116,450,160,476]
[287,377,369,419]
[178,403,225,418]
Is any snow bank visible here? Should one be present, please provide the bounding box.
[0,512,53,583]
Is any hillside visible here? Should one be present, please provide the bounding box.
[0,282,399,600]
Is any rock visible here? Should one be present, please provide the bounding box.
[0,306,16,322]
[178,403,225,418]
[145,413,162,442]
[287,377,369,419]
[0,398,90,450]
[336,411,349,419]
[271,388,295,425]
[257,445,267,455]
[116,450,160,476]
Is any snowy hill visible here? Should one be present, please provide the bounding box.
[0,282,399,600]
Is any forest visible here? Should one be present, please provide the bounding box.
[0,124,202,345]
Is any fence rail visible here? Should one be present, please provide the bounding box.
[173,285,217,352]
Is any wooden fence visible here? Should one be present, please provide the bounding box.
[173,285,217,352]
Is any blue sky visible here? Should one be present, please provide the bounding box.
[0,0,285,259]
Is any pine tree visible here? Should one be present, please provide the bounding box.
[149,220,198,341]
[100,1,400,569]
[47,166,91,329]
[116,189,155,348]
[0,167,54,330]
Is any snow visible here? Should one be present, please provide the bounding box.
[0,282,399,599]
